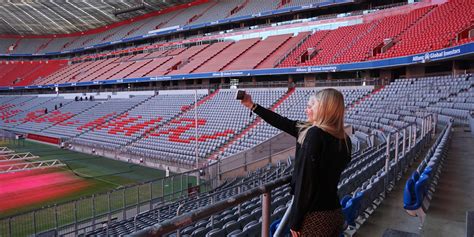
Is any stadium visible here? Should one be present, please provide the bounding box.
[0,0,472,236]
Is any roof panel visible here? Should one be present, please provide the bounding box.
[0,0,194,35]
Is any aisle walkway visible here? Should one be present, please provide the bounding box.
[356,127,474,236]
[355,145,422,236]
[422,128,474,236]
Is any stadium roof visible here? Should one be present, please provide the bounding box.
[0,0,193,36]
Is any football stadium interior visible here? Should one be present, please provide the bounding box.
[0,0,473,236]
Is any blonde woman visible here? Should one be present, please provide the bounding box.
[241,88,351,237]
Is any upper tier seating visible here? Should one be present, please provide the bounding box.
[0,0,471,59]
[0,0,326,54]
[230,0,280,18]
[223,34,292,71]
[0,1,471,87]
[193,38,261,73]
[332,6,434,64]
[0,61,66,86]
[279,2,472,67]
[375,0,472,59]
[168,41,233,75]
[190,0,242,25]
[257,31,311,69]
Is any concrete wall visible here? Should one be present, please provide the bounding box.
[406,64,425,78]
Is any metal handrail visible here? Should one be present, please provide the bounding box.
[131,175,291,237]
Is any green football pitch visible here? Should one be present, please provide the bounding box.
[0,139,203,236]
[0,139,192,217]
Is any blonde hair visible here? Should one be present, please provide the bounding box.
[297,88,347,146]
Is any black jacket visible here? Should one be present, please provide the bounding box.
[253,104,352,231]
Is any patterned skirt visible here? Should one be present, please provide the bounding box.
[300,208,344,237]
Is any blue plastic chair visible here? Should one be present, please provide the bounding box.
[412,171,420,182]
[422,166,432,177]
[270,219,290,237]
[342,191,364,227]
[403,177,416,209]
[340,195,352,209]
[404,174,429,211]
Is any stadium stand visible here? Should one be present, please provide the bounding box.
[74,92,206,154]
[375,0,472,59]
[73,87,433,236]
[0,0,473,236]
[0,60,66,86]
[332,6,435,64]
[84,163,292,236]
[403,121,452,227]
[0,1,471,88]
[168,42,233,75]
[0,87,372,167]
[0,96,69,128]
[3,74,472,164]
[223,34,292,71]
[125,89,285,166]
[42,97,151,139]
[190,0,242,25]
[257,31,311,69]
[4,73,470,236]
[193,38,261,73]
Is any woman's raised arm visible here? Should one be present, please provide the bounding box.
[241,93,299,137]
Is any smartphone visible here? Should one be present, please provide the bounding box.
[235,90,246,100]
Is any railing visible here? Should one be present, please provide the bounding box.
[0,78,383,95]
[131,175,292,237]
[61,163,287,236]
[218,132,294,177]
[0,147,14,154]
[0,129,25,146]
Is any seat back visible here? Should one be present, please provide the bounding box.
[205,228,225,237]
[224,220,240,234]
[340,195,352,208]
[403,178,416,209]
[414,173,429,208]
[342,191,364,226]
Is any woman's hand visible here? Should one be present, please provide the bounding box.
[290,229,301,237]
[240,93,254,109]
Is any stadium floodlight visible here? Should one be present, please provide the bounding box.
[113,1,146,17]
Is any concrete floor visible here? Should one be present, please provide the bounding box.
[356,127,474,237]
[422,127,474,237]
[355,151,422,237]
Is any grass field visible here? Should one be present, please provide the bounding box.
[0,139,200,236]
[1,140,168,217]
